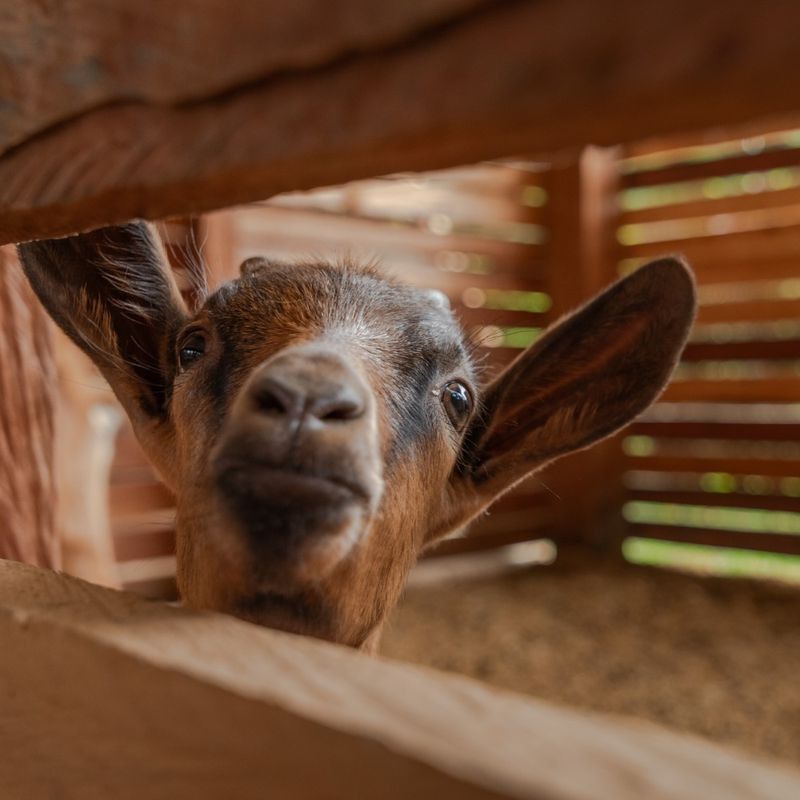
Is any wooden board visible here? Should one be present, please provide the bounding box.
[1,558,799,800]
[0,248,58,567]
[3,1,800,243]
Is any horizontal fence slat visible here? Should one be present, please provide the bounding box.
[628,523,800,556]
[627,490,800,512]
[619,184,800,226]
[454,306,550,329]
[427,528,558,558]
[663,378,800,403]
[228,207,548,265]
[113,528,176,563]
[680,257,800,285]
[622,224,800,265]
[109,483,174,516]
[625,454,800,477]
[696,297,800,325]
[621,147,800,189]
[682,339,800,361]
[628,421,800,441]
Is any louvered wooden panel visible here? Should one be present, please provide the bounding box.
[618,128,800,563]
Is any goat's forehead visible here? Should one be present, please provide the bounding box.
[204,262,470,371]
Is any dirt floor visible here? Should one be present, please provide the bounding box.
[381,551,800,764]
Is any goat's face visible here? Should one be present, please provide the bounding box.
[18,222,696,648]
[171,260,477,644]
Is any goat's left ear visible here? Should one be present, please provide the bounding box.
[17,222,188,426]
[440,257,696,533]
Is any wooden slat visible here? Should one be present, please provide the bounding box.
[453,307,549,329]
[120,574,179,601]
[629,523,800,556]
[629,421,800,441]
[627,490,800,512]
[109,483,174,516]
[113,528,176,563]
[230,208,548,270]
[682,339,800,361]
[696,297,800,324]
[623,224,800,265]
[5,2,800,243]
[623,116,800,159]
[428,528,560,558]
[663,378,800,403]
[684,257,800,285]
[621,146,800,189]
[6,559,798,799]
[620,184,800,226]
[626,454,800,478]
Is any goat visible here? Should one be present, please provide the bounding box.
[18,222,696,649]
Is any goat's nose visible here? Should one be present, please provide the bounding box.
[247,351,367,426]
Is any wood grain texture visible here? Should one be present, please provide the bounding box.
[1,558,800,800]
[0,248,57,567]
[0,0,486,150]
[2,1,800,243]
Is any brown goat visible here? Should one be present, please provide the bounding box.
[18,222,696,649]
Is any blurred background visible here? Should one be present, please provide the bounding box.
[43,119,800,761]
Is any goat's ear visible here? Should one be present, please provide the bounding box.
[17,222,188,424]
[441,258,696,533]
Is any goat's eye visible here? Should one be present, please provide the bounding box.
[178,331,207,369]
[441,381,472,430]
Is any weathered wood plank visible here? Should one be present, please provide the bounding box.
[0,0,485,150]
[0,249,58,566]
[3,1,800,243]
[2,558,799,800]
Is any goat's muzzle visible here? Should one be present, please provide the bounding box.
[209,344,383,592]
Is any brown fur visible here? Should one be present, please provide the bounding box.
[18,222,696,649]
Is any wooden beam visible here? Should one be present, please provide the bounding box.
[3,1,800,244]
[1,558,799,800]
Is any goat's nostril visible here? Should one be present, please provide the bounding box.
[249,373,365,424]
[312,393,365,422]
[252,377,300,418]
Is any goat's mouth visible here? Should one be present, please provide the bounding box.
[213,457,372,507]
[210,455,377,590]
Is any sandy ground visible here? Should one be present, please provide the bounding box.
[381,552,800,764]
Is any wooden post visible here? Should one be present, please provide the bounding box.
[543,147,627,551]
[0,248,58,567]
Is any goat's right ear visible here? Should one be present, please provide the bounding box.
[17,222,189,426]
